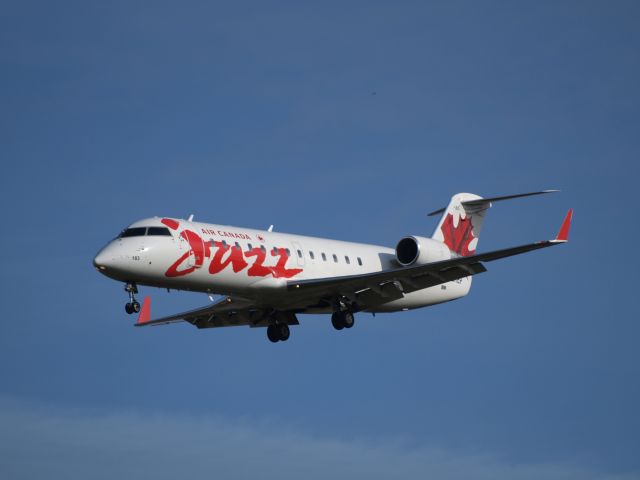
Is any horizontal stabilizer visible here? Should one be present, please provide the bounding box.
[428,190,559,216]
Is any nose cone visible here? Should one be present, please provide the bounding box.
[93,250,112,271]
[93,242,123,277]
[93,240,147,281]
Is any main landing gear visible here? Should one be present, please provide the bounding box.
[331,311,355,330]
[124,282,140,314]
[267,323,290,343]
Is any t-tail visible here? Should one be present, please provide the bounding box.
[429,190,560,257]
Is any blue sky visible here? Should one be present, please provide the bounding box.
[1,1,639,478]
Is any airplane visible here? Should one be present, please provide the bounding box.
[93,190,572,343]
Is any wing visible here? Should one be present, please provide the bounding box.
[286,209,573,309]
[134,295,298,329]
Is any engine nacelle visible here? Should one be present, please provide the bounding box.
[395,236,452,266]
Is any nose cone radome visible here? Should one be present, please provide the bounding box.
[93,250,111,271]
[93,242,124,277]
[93,247,115,274]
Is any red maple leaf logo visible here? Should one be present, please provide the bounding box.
[441,213,476,257]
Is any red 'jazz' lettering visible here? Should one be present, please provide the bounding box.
[165,251,195,277]
[270,248,303,278]
[161,218,180,230]
[165,228,211,277]
[209,241,248,274]
[184,230,210,265]
[244,247,272,277]
[162,219,304,279]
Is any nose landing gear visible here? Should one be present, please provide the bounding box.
[124,282,140,314]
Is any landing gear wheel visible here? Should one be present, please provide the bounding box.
[267,325,280,343]
[343,312,355,329]
[267,323,291,343]
[331,312,345,330]
[332,311,355,330]
[278,323,290,341]
[124,282,139,315]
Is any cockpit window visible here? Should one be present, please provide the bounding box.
[119,226,174,238]
[119,227,146,238]
[147,227,172,236]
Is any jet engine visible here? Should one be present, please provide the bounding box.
[395,236,452,266]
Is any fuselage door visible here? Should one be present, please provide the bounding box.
[178,227,206,269]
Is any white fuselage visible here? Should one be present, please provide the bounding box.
[94,217,471,313]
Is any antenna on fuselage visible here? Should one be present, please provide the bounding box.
[187,214,194,222]
[268,225,274,232]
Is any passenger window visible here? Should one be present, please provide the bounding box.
[309,251,315,260]
[261,245,266,252]
[147,227,172,236]
[247,243,253,250]
[297,249,302,258]
[272,247,278,255]
[222,240,227,248]
[332,254,338,263]
[345,256,350,264]
[234,242,240,249]
[285,248,291,256]
[357,257,363,266]
[321,253,327,261]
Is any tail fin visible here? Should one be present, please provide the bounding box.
[429,190,558,257]
[431,193,487,256]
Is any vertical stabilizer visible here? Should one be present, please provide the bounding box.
[431,193,488,257]
[429,190,558,257]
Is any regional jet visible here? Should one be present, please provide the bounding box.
[93,191,572,342]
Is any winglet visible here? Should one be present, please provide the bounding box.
[136,296,151,325]
[554,209,573,242]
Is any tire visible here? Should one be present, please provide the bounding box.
[278,324,290,341]
[267,325,280,343]
[331,312,344,330]
[343,312,355,329]
[132,301,141,313]
[125,303,133,314]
